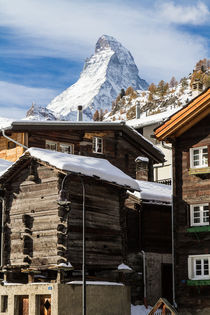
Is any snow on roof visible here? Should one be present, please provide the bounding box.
[118,263,132,271]
[126,125,164,158]
[0,159,13,176]
[126,106,182,129]
[135,156,149,163]
[17,148,139,191]
[0,117,13,130]
[130,180,172,204]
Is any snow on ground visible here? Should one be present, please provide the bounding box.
[131,304,152,315]
[106,77,194,124]
[130,180,172,204]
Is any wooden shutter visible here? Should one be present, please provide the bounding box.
[186,203,190,227]
[209,203,210,223]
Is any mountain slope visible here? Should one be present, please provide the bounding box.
[46,35,148,121]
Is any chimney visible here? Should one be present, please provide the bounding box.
[135,156,149,181]
[136,102,140,119]
[77,105,83,121]
[192,80,203,98]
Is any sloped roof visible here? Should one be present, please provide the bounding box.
[0,159,13,176]
[129,180,172,204]
[0,148,140,191]
[2,121,164,163]
[155,88,210,141]
[126,106,182,129]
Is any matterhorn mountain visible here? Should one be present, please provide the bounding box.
[44,35,148,121]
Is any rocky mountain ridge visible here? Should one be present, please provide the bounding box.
[106,59,210,123]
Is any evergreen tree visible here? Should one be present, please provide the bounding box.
[120,89,125,98]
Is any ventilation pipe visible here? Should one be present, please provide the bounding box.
[77,106,83,122]
[136,102,141,119]
[141,250,147,308]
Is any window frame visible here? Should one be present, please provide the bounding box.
[59,142,74,154]
[190,203,209,227]
[45,140,74,154]
[190,146,208,169]
[92,137,103,154]
[45,140,57,151]
[188,255,210,280]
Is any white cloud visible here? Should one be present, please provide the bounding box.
[158,1,210,25]
[0,81,58,118]
[0,0,209,85]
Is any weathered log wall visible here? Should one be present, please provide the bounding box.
[3,160,126,273]
[0,132,25,162]
[4,163,60,267]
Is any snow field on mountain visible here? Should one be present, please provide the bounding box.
[46,35,148,121]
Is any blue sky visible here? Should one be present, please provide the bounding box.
[0,0,209,118]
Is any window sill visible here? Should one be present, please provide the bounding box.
[92,151,104,155]
[189,167,210,175]
[187,279,210,286]
[187,226,210,233]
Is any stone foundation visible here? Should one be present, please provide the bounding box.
[0,282,130,315]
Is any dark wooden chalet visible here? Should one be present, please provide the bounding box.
[155,87,210,314]
[0,121,164,179]
[125,180,172,305]
[0,147,139,284]
[126,180,172,254]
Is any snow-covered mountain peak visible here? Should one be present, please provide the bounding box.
[95,35,125,53]
[46,35,148,121]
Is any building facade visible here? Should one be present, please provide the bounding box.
[155,88,210,314]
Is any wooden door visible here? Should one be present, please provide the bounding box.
[40,295,51,315]
[161,263,173,303]
[19,296,29,315]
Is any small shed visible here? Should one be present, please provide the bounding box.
[0,147,139,283]
[148,298,178,315]
[125,180,172,305]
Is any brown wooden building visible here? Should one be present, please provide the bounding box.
[0,121,164,179]
[0,147,139,281]
[126,180,172,305]
[155,87,210,314]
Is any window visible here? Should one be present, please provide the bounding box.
[190,146,208,168]
[92,137,103,154]
[188,255,210,280]
[7,141,16,149]
[46,140,57,151]
[45,141,74,154]
[60,143,74,154]
[190,204,209,226]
